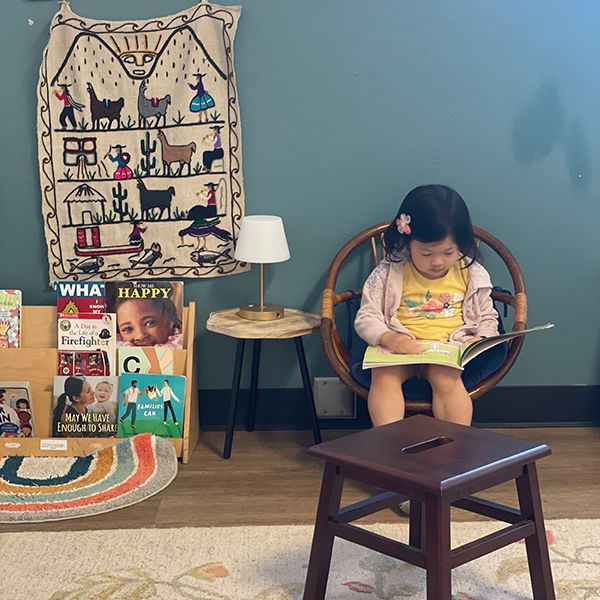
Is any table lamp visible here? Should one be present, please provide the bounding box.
[234,215,290,321]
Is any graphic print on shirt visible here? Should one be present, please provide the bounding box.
[402,290,464,319]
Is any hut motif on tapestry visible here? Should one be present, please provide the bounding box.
[37,2,247,282]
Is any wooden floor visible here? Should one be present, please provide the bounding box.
[1,427,599,533]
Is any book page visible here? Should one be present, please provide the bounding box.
[461,323,555,365]
[362,341,462,370]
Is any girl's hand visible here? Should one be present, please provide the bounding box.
[378,332,423,355]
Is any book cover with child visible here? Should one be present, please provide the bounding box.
[0,382,34,437]
[0,289,22,349]
[105,281,184,349]
[118,373,185,438]
[52,375,119,437]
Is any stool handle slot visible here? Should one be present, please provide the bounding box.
[400,436,454,454]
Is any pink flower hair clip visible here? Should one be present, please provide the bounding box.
[396,213,412,235]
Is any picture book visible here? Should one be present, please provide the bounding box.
[58,350,110,377]
[118,347,174,375]
[0,289,22,349]
[118,373,186,438]
[105,281,184,349]
[52,375,119,437]
[362,323,555,371]
[0,382,34,437]
[57,313,117,375]
[55,281,106,314]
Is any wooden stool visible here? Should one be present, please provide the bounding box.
[304,415,555,600]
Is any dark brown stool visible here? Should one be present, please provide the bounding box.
[304,415,555,600]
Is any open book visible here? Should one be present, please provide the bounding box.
[362,323,555,370]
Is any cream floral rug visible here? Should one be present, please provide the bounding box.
[1,519,597,599]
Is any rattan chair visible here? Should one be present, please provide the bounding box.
[321,223,527,413]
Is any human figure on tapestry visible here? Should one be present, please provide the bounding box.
[106,144,133,180]
[128,221,147,245]
[119,379,140,430]
[202,125,224,172]
[52,375,95,437]
[178,184,232,250]
[54,83,85,130]
[188,72,215,123]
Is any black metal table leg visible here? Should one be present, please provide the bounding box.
[294,336,322,444]
[246,339,261,432]
[223,338,245,459]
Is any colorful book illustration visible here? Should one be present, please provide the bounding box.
[362,323,555,371]
[55,281,106,314]
[58,350,110,377]
[0,289,22,349]
[52,375,119,437]
[118,347,174,375]
[0,382,34,437]
[57,313,116,375]
[118,373,185,438]
[105,281,184,349]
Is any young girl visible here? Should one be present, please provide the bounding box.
[355,185,499,427]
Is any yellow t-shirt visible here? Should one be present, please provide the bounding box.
[397,260,468,341]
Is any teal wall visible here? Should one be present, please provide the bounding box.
[1,1,599,389]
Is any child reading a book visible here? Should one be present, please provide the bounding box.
[52,376,95,437]
[355,185,500,428]
[108,283,183,348]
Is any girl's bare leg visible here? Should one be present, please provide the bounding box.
[368,365,416,427]
[425,364,473,425]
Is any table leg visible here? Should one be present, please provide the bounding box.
[246,339,261,432]
[223,339,245,459]
[294,336,322,444]
[425,496,451,599]
[516,463,556,599]
[303,462,344,599]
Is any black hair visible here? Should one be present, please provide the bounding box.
[383,185,479,265]
[52,376,84,437]
[106,282,182,332]
[16,398,29,409]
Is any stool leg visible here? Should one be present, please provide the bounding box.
[246,339,261,432]
[425,497,451,599]
[303,462,344,600]
[294,336,322,444]
[409,500,425,550]
[223,339,245,459]
[516,463,556,600]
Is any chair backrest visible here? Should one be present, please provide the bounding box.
[321,222,527,410]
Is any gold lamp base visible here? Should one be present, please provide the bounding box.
[238,303,285,321]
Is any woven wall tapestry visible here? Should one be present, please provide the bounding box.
[37,1,247,283]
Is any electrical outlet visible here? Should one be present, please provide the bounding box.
[313,377,356,419]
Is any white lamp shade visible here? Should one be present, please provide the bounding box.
[234,215,290,264]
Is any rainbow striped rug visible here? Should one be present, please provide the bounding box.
[0,434,177,522]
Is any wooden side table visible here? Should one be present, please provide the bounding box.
[206,307,322,459]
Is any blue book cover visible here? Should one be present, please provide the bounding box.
[118,373,185,438]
